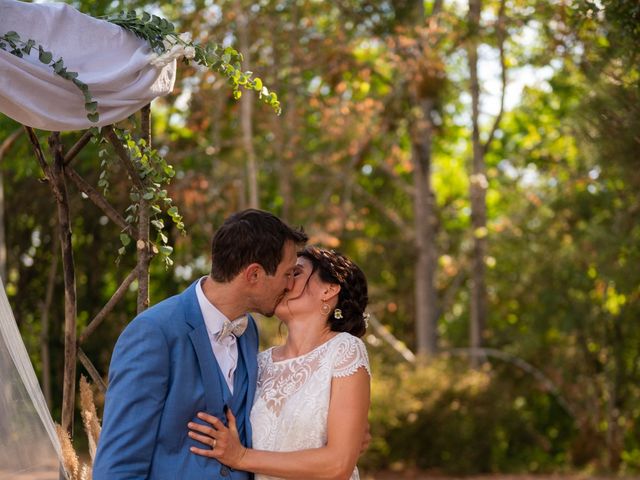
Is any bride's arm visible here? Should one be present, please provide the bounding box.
[189,366,370,480]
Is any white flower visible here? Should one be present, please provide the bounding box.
[178,32,192,43]
[184,46,196,59]
[169,44,186,57]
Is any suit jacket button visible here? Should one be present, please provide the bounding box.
[220,466,230,477]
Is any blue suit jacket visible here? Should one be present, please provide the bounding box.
[93,280,258,479]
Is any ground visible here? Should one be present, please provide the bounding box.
[362,473,640,480]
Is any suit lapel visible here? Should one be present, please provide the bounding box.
[182,280,225,414]
[188,324,225,414]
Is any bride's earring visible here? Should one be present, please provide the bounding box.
[320,301,331,315]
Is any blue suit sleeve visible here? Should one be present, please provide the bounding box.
[93,317,169,480]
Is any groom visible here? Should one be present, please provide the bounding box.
[93,209,307,480]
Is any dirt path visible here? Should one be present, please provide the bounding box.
[362,473,640,480]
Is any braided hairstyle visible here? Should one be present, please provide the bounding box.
[298,246,369,338]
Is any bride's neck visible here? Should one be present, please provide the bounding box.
[277,320,334,359]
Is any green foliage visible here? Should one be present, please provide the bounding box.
[0,31,97,122]
[112,128,185,268]
[363,359,574,474]
[104,10,281,115]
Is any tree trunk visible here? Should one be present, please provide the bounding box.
[412,98,439,357]
[406,0,443,358]
[237,1,259,208]
[467,0,488,367]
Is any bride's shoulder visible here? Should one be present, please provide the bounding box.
[329,332,370,376]
[332,331,366,348]
[329,332,369,358]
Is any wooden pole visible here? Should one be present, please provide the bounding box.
[137,104,151,313]
[49,132,78,435]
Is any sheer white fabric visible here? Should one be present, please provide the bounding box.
[0,278,65,479]
[250,332,370,480]
[0,0,176,131]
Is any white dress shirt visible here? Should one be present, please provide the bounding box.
[195,277,239,393]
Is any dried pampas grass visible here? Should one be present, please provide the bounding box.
[79,375,101,461]
[56,375,101,480]
[56,423,79,479]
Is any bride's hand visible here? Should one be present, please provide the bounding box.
[188,407,247,468]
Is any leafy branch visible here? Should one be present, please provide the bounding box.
[0,31,98,122]
[111,128,186,268]
[104,10,281,114]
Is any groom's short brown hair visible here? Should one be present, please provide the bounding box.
[210,209,307,282]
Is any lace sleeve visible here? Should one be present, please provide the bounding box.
[331,333,371,378]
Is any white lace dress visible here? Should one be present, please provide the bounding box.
[250,332,370,480]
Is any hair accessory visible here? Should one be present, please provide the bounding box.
[321,301,331,315]
[333,308,343,320]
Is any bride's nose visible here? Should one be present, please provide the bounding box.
[285,273,295,291]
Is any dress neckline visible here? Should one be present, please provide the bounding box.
[268,332,346,364]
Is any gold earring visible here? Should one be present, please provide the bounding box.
[320,301,331,315]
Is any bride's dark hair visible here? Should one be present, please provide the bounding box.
[298,246,369,338]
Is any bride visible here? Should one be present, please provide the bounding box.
[188,246,370,479]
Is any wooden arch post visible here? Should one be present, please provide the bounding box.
[24,104,153,435]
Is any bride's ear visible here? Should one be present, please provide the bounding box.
[323,283,340,301]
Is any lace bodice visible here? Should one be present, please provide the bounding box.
[250,332,370,480]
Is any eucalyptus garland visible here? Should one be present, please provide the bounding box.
[1,9,281,124]
[112,127,186,268]
[3,8,281,267]
[0,31,98,122]
[105,10,281,114]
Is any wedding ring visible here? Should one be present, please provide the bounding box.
[212,439,217,449]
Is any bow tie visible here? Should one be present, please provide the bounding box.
[216,316,248,342]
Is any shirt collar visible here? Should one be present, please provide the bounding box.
[195,276,229,337]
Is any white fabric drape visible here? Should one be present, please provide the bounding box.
[0,0,176,131]
[0,277,64,479]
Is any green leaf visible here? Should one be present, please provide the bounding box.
[4,31,19,42]
[52,58,64,73]
[151,219,165,230]
[159,245,173,256]
[38,46,52,64]
[167,206,179,216]
[120,233,131,246]
[22,39,35,55]
[87,112,99,123]
[85,101,98,113]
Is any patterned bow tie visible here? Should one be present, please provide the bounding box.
[216,316,248,342]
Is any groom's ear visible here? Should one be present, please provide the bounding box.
[244,263,263,284]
